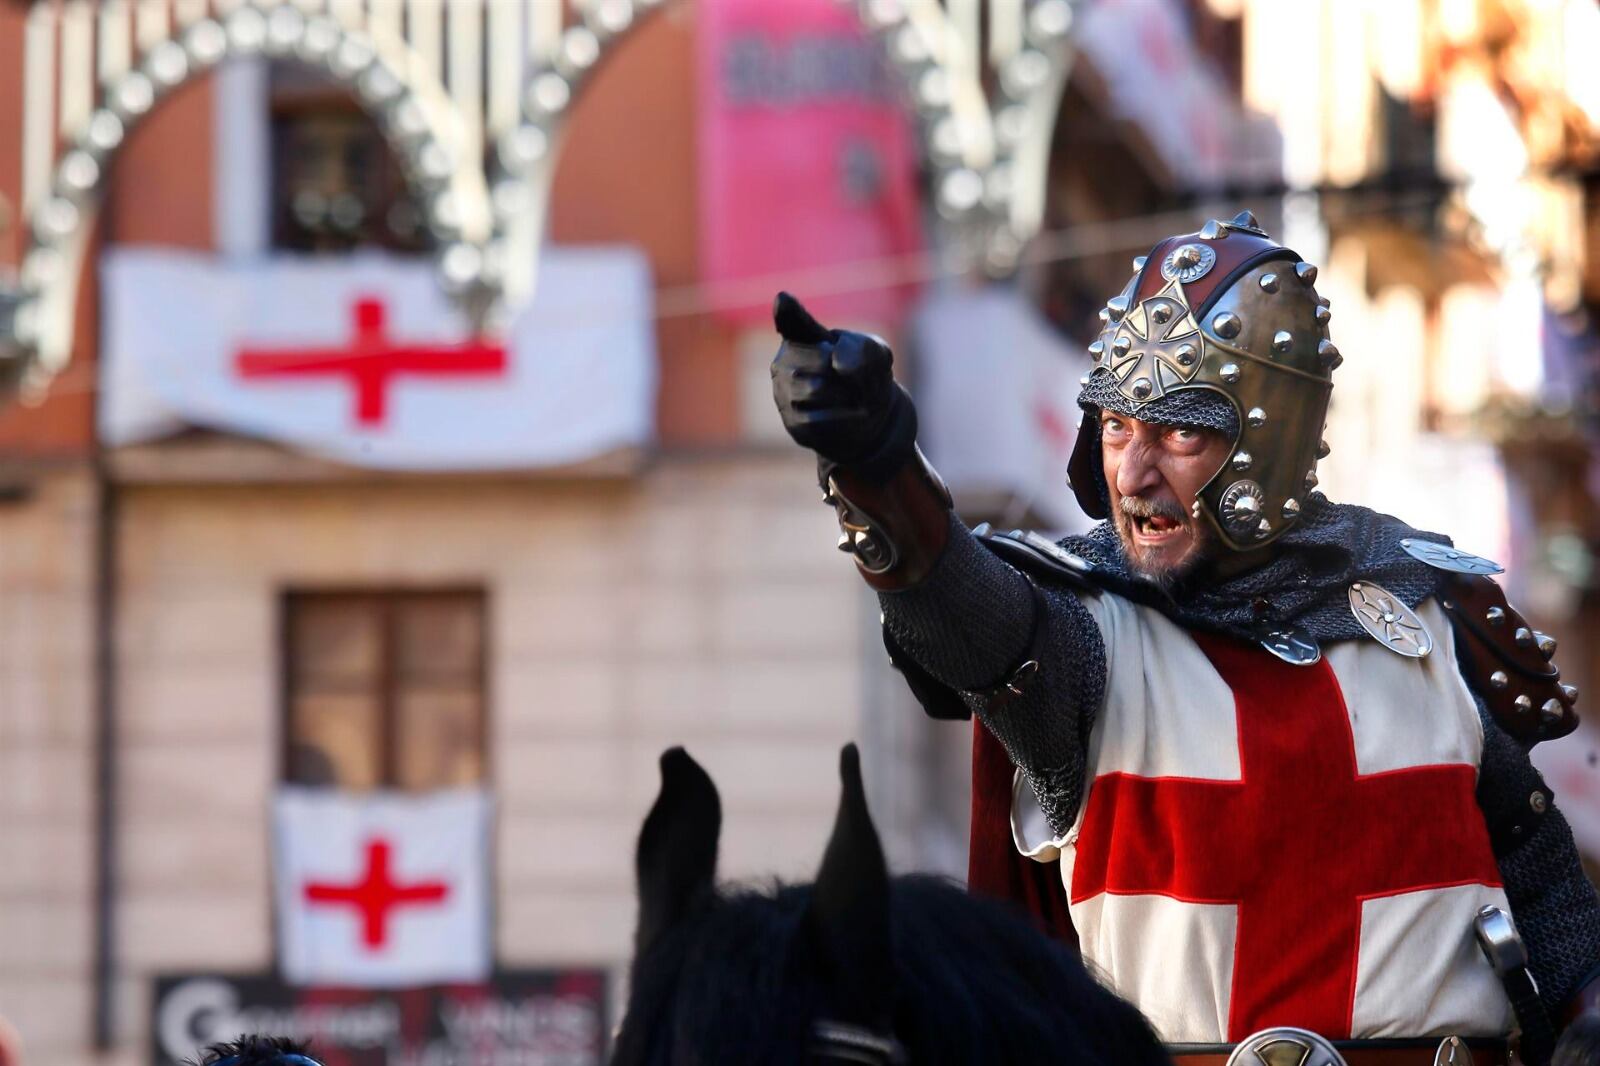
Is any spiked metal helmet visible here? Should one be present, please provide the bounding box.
[1068,211,1338,552]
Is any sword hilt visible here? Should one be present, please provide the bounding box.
[1475,905,1555,1066]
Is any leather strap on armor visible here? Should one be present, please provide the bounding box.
[1439,573,1578,744]
[823,446,953,591]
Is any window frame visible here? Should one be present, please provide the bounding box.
[277,586,492,791]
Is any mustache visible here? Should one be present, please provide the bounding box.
[1119,496,1188,523]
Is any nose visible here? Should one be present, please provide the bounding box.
[1114,438,1163,500]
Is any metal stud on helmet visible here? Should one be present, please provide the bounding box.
[1068,211,1335,552]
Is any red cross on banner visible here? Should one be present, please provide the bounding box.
[303,838,450,950]
[235,296,507,428]
[274,788,490,986]
[1070,633,1502,1040]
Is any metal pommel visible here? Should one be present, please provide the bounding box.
[1475,905,1529,974]
[825,446,954,591]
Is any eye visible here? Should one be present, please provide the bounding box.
[1170,427,1198,442]
[1101,417,1127,438]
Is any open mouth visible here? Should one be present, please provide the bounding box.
[1130,513,1186,541]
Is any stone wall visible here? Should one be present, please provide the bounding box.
[0,468,99,1064]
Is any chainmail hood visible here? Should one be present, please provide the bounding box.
[1078,370,1241,436]
[1062,494,1451,644]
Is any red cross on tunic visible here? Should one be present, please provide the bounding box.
[235,296,507,427]
[303,838,450,950]
[1070,633,1502,1040]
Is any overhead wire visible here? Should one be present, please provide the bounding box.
[13,178,1553,401]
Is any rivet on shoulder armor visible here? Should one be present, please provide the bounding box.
[1112,334,1131,357]
[1247,407,1267,427]
[1078,373,1090,386]
[1231,451,1253,471]
[1257,517,1272,536]
[1132,255,1147,272]
[1282,498,1301,519]
[1317,439,1331,459]
[1199,219,1224,240]
[1098,307,1110,323]
[1514,694,1534,714]
[1213,312,1242,339]
[1535,631,1557,658]
[1485,606,1505,626]
[1259,272,1279,294]
[1231,209,1261,230]
[1296,262,1318,285]
[1561,683,1580,703]
[1489,670,1509,689]
[1088,339,1104,359]
[1106,295,1129,321]
[1271,330,1293,354]
[1221,362,1241,383]
[1315,305,1332,325]
[1175,343,1198,366]
[1540,699,1564,728]
[1530,790,1549,814]
[1515,626,1534,648]
[1318,340,1342,369]
[1304,469,1319,490]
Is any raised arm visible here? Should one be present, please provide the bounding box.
[771,292,1106,834]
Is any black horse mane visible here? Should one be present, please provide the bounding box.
[611,746,1168,1066]
[186,1036,314,1066]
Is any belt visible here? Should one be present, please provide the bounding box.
[1170,1031,1512,1066]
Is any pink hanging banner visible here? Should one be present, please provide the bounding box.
[697,0,925,328]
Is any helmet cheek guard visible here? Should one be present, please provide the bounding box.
[1075,211,1336,553]
[1066,410,1108,521]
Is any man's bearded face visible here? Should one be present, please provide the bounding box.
[1099,411,1232,582]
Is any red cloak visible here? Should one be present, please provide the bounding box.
[966,719,1078,948]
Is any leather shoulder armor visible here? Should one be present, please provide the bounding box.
[973,525,1102,595]
[1440,572,1579,744]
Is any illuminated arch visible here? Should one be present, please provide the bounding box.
[11,2,495,396]
[851,0,1078,272]
[487,0,673,316]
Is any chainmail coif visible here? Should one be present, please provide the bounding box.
[1063,494,1450,645]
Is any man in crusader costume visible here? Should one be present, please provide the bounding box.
[772,213,1600,1066]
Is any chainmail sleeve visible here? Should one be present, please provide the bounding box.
[878,515,1108,835]
[1476,702,1600,1015]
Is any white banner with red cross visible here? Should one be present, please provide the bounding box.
[272,787,492,988]
[99,246,656,470]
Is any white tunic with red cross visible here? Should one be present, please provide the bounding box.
[1012,593,1514,1044]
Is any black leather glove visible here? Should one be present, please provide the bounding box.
[771,291,915,478]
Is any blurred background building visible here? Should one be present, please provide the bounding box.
[0,0,1597,1063]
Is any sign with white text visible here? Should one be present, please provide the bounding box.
[151,971,608,1066]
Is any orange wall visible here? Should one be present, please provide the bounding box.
[0,2,25,272]
[0,51,215,459]
[549,4,740,447]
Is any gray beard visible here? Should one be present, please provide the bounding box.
[1111,500,1212,589]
